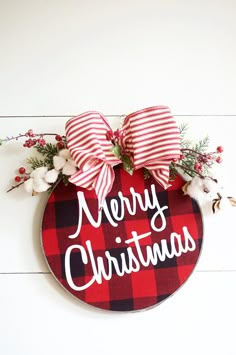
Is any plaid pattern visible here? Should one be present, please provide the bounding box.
[42,167,203,311]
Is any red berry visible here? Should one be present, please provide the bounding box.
[179,154,185,160]
[57,141,65,149]
[172,158,178,162]
[194,162,203,172]
[19,167,26,174]
[15,176,22,182]
[216,156,223,163]
[38,138,46,146]
[217,146,224,153]
[27,129,35,137]
[55,134,62,141]
[24,139,35,148]
[106,131,113,141]
[23,176,29,181]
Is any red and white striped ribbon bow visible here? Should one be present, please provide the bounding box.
[65,111,121,208]
[121,106,181,189]
[66,106,181,207]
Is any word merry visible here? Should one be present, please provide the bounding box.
[68,184,168,239]
[65,226,196,291]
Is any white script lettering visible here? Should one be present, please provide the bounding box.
[65,226,196,291]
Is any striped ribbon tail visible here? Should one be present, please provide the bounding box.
[65,111,121,208]
[122,106,181,189]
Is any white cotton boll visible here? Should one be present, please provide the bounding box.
[24,178,34,193]
[201,177,219,199]
[45,169,59,183]
[62,161,77,176]
[33,177,51,193]
[185,177,203,200]
[53,156,65,171]
[186,176,221,202]
[68,158,77,167]
[59,149,71,160]
[31,166,48,178]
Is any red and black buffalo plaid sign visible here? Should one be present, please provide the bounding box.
[42,167,203,311]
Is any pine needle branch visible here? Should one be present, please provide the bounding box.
[179,123,189,140]
[33,143,57,169]
[34,143,58,157]
[27,157,47,170]
[193,136,210,152]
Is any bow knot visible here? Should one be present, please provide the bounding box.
[66,106,181,208]
[106,128,125,143]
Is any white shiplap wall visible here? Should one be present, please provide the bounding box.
[0,1,236,354]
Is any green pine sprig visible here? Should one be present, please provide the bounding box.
[27,157,48,170]
[34,142,58,156]
[170,125,213,179]
[33,143,58,169]
[192,136,210,152]
[179,123,189,140]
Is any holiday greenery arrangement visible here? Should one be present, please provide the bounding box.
[0,124,226,206]
[170,123,223,180]
[1,130,73,194]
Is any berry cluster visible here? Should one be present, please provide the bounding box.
[25,129,35,137]
[193,146,223,174]
[23,129,49,147]
[55,134,65,149]
[106,129,124,144]
[22,131,66,149]
[172,145,224,178]
[23,137,46,148]
[14,167,29,184]
[2,129,66,150]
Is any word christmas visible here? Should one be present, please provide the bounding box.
[64,184,196,291]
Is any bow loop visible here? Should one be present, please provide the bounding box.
[65,111,121,208]
[121,106,181,189]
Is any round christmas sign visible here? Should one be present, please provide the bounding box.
[42,166,203,311]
